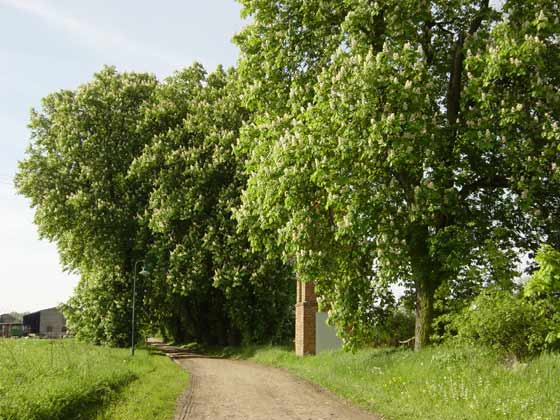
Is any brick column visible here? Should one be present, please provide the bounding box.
[295,280,317,356]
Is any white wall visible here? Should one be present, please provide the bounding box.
[315,312,342,353]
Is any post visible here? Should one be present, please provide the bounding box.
[131,261,138,356]
[131,260,149,356]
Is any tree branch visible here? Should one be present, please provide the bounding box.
[421,8,435,65]
[459,174,509,199]
[446,0,490,126]
[359,7,386,53]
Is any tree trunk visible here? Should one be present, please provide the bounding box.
[414,280,434,351]
[408,224,439,351]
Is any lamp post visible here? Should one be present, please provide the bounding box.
[131,260,149,356]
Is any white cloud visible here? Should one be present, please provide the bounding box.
[0,0,183,68]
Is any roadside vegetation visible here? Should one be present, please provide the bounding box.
[217,344,559,420]
[0,339,187,420]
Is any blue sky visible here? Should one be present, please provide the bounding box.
[0,0,244,313]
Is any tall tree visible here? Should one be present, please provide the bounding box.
[131,65,295,345]
[234,0,560,349]
[16,67,158,345]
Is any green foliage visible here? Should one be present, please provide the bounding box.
[16,1,560,353]
[231,344,560,420]
[444,246,560,358]
[62,270,138,346]
[2,312,24,322]
[16,67,157,272]
[525,245,560,297]
[16,67,158,346]
[524,245,560,349]
[448,290,549,359]
[0,339,187,420]
[234,0,560,348]
[9,326,23,337]
[431,241,522,343]
[131,65,295,345]
[16,64,295,347]
[370,308,416,348]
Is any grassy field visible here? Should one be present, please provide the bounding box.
[224,344,560,420]
[0,338,187,420]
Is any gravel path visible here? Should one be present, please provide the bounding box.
[173,354,379,420]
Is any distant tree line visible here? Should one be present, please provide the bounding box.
[16,0,560,352]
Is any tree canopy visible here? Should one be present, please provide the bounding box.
[234,0,560,348]
[130,65,294,344]
[16,65,295,346]
[16,68,158,345]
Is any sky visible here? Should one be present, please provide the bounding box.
[0,0,244,314]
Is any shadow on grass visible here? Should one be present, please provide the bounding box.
[31,374,138,420]
[145,346,167,357]
[365,346,408,357]
[148,338,295,361]
[200,344,294,360]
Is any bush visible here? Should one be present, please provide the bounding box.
[523,245,560,351]
[444,245,560,360]
[448,290,549,359]
[10,326,23,337]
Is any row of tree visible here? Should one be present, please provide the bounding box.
[16,66,294,346]
[16,0,560,349]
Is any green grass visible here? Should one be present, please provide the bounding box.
[0,339,187,420]
[225,343,560,420]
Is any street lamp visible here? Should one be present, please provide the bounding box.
[131,260,149,356]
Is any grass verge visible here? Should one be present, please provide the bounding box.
[0,339,187,420]
[221,343,560,420]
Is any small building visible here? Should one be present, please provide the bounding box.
[0,313,23,338]
[23,307,67,338]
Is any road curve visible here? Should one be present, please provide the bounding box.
[174,355,379,420]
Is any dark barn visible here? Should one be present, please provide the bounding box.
[23,311,40,334]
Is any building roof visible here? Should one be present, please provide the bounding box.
[23,307,59,317]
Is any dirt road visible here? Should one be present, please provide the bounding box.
[174,355,379,420]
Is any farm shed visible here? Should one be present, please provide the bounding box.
[23,307,67,338]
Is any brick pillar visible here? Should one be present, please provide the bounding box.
[295,280,317,356]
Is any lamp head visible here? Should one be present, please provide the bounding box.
[139,266,149,277]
